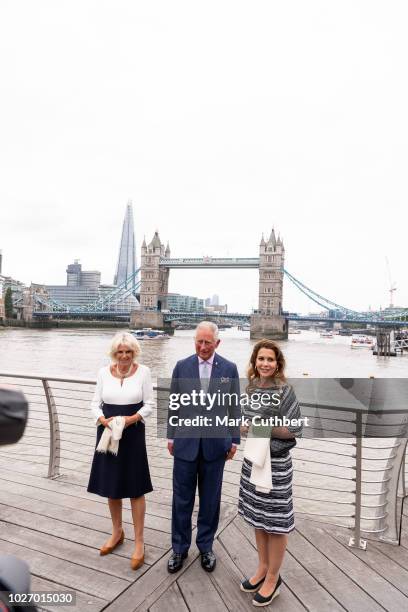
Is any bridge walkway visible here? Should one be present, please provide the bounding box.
[1,401,408,611]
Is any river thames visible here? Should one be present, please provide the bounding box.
[0,327,406,380]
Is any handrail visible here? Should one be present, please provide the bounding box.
[1,370,407,550]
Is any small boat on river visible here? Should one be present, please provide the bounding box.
[350,335,375,349]
[130,328,169,340]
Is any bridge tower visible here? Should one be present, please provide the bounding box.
[258,229,284,315]
[250,229,288,340]
[131,231,171,330]
[139,231,170,310]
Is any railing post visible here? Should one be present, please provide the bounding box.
[42,378,61,479]
[349,411,367,550]
[398,445,406,498]
[380,439,408,544]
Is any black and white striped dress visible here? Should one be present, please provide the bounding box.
[238,384,302,534]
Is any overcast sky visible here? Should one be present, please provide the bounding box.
[1,1,407,314]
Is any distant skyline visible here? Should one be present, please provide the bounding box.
[1,1,407,313]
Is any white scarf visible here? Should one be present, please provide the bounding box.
[243,429,273,493]
[96,416,126,455]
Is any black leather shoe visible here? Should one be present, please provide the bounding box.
[167,551,188,574]
[252,575,282,607]
[240,575,266,592]
[200,551,216,572]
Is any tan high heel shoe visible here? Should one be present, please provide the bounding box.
[99,529,125,556]
[131,545,145,570]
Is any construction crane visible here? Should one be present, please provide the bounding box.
[385,257,397,308]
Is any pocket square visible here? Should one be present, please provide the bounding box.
[221,377,230,383]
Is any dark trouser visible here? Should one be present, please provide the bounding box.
[172,443,225,554]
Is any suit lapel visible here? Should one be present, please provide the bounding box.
[208,353,221,393]
[189,355,201,392]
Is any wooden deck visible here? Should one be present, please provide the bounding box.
[1,384,408,611]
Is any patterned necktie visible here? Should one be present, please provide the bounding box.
[201,361,211,393]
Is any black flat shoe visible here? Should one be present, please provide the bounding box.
[252,575,282,607]
[200,551,216,572]
[167,551,188,574]
[240,576,266,593]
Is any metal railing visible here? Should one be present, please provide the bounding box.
[291,406,407,549]
[0,372,96,479]
[0,372,407,550]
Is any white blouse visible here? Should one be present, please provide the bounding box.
[90,364,155,424]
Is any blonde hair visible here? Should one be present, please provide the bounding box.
[109,332,141,363]
[247,339,286,389]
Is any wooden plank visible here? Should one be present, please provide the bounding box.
[0,448,193,492]
[131,500,236,612]
[210,540,264,612]
[0,538,128,600]
[30,575,106,612]
[398,523,408,549]
[372,536,408,572]
[105,550,200,611]
[285,527,384,612]
[234,517,345,612]
[0,507,165,564]
[4,442,178,484]
[0,490,170,549]
[177,557,229,611]
[0,455,46,476]
[215,502,237,537]
[0,478,173,534]
[329,525,408,598]
[218,523,305,612]
[149,582,188,612]
[0,521,149,580]
[0,469,174,520]
[0,453,173,506]
[295,518,406,612]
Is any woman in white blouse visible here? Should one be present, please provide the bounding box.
[87,332,154,570]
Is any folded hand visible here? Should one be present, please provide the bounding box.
[100,416,114,428]
[124,416,133,428]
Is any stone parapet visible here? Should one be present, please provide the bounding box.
[130,310,173,333]
[250,314,288,340]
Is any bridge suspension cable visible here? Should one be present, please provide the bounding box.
[283,269,362,316]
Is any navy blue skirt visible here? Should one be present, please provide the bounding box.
[87,402,153,499]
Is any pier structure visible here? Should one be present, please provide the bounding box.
[1,370,408,611]
[131,229,288,339]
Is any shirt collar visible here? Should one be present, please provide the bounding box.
[198,356,214,366]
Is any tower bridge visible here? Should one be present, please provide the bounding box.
[133,229,287,339]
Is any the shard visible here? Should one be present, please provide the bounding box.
[114,201,138,289]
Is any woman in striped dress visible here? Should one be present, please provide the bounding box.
[238,340,302,607]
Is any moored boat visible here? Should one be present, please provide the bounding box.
[350,335,375,349]
[130,328,169,340]
[238,324,251,331]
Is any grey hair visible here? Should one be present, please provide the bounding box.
[109,332,141,363]
[195,321,219,340]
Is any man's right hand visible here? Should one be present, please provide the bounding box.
[167,441,174,456]
[240,424,249,437]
